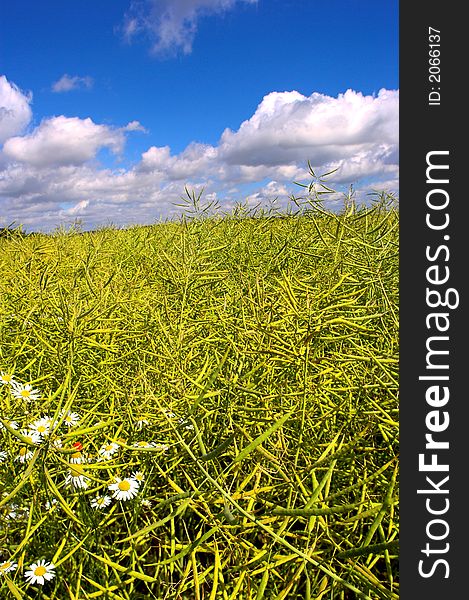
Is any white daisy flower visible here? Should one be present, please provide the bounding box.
[90,495,112,510]
[44,498,58,510]
[43,415,55,428]
[153,443,169,451]
[69,451,87,464]
[140,498,153,509]
[60,410,80,427]
[15,447,34,463]
[0,420,19,431]
[52,438,63,448]
[132,440,156,449]
[0,450,7,462]
[11,382,41,401]
[164,409,176,418]
[98,442,119,459]
[0,372,16,386]
[65,465,90,489]
[108,477,140,501]
[0,559,18,576]
[19,429,42,445]
[24,560,56,585]
[135,419,149,430]
[29,417,51,437]
[132,470,145,483]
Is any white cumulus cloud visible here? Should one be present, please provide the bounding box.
[219,88,399,169]
[122,0,257,56]
[138,142,220,179]
[52,74,94,93]
[0,81,398,232]
[2,116,125,167]
[133,88,398,189]
[123,120,148,132]
[0,75,33,144]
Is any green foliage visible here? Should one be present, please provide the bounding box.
[0,192,398,599]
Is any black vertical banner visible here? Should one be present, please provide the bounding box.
[400,2,465,598]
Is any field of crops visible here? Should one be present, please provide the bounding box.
[0,193,399,599]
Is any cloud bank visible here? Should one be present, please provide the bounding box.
[0,75,398,232]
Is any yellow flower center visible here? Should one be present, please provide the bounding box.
[71,451,82,459]
[21,390,31,397]
[34,566,47,577]
[70,465,85,477]
[105,444,114,451]
[0,561,11,571]
[137,441,148,447]
[19,447,28,456]
[38,425,47,433]
[2,375,12,382]
[118,481,131,491]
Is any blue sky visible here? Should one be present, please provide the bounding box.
[0,0,398,231]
